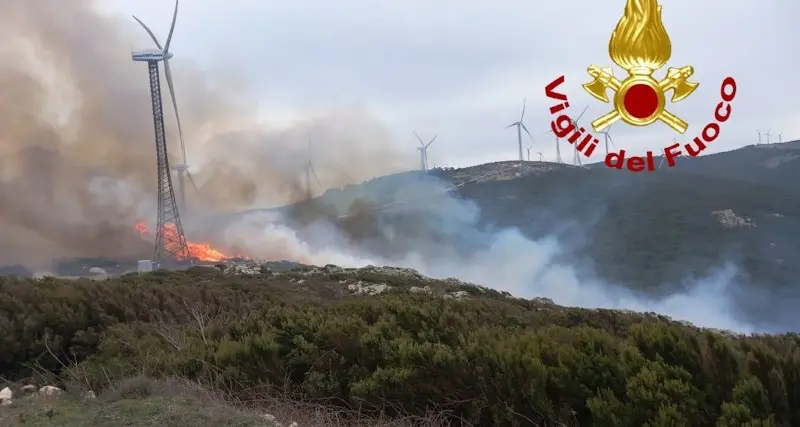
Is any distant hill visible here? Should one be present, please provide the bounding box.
[219,141,800,328]
[587,140,800,189]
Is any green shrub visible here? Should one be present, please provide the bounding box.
[2,271,800,426]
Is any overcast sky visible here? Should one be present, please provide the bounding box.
[98,0,799,169]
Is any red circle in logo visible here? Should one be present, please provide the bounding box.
[623,84,659,119]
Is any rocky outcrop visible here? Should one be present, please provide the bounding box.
[262,413,299,427]
[711,209,756,228]
[0,384,78,407]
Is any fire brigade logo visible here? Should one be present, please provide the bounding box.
[581,0,698,134]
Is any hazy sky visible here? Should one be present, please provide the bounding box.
[99,0,799,169]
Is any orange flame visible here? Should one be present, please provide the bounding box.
[134,220,247,262]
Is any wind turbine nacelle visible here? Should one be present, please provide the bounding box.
[131,49,172,62]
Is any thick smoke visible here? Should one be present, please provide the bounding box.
[222,172,760,334]
[0,1,782,334]
[0,0,411,268]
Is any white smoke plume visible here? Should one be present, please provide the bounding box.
[220,174,759,334]
[0,0,780,335]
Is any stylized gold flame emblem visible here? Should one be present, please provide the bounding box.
[582,0,698,133]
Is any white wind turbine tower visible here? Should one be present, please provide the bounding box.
[544,129,563,163]
[302,137,320,200]
[778,132,783,143]
[765,129,772,144]
[414,132,436,171]
[537,152,543,162]
[658,136,678,169]
[132,1,198,214]
[598,123,615,156]
[506,98,532,161]
[570,106,589,166]
[757,130,762,145]
[526,146,533,161]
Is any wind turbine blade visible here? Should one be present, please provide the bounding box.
[521,123,532,139]
[576,105,588,121]
[520,97,527,121]
[413,131,425,146]
[163,0,179,52]
[132,16,163,50]
[311,166,320,184]
[608,135,616,147]
[186,170,199,191]
[506,123,517,129]
[426,135,437,148]
[163,60,187,163]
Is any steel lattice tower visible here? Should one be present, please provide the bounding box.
[132,0,190,266]
[146,60,190,265]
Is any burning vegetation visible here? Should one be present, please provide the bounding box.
[134,221,247,263]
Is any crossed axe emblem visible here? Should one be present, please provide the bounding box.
[582,65,699,133]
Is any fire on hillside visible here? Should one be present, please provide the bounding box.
[134,221,248,263]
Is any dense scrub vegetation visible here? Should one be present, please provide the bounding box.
[2,266,800,426]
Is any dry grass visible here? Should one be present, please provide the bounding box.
[0,376,459,427]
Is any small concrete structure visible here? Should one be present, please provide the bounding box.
[137,260,154,273]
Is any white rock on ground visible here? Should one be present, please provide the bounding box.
[21,384,36,394]
[0,387,12,401]
[711,209,756,228]
[38,385,62,396]
[444,291,469,300]
[88,267,108,275]
[347,282,391,295]
[262,413,279,425]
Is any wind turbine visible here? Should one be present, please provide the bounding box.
[414,132,436,171]
[132,1,197,214]
[537,152,543,161]
[544,129,563,163]
[658,137,677,169]
[598,123,616,156]
[303,137,320,200]
[571,106,589,165]
[526,146,533,161]
[506,98,532,161]
[757,130,762,145]
[765,129,772,144]
[131,0,190,264]
[778,132,783,143]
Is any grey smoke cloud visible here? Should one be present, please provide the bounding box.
[0,0,411,267]
[223,172,758,333]
[1,0,792,334]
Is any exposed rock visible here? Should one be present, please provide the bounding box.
[82,390,96,400]
[444,290,469,300]
[711,209,756,228]
[532,297,555,305]
[361,265,422,278]
[348,281,391,295]
[410,286,432,294]
[0,387,11,401]
[38,385,62,396]
[225,263,261,276]
[88,267,108,276]
[446,161,566,186]
[288,422,299,427]
[21,384,36,394]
